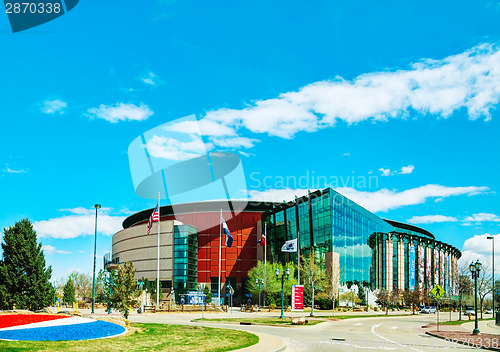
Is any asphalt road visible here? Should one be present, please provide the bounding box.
[126,310,486,351]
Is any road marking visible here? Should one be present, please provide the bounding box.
[354,323,364,326]
[371,323,424,352]
[333,341,397,350]
[389,326,398,330]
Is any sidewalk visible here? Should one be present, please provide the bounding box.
[233,331,286,352]
[460,320,500,335]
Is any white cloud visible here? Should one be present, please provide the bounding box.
[463,213,500,222]
[248,184,489,213]
[58,206,112,215]
[378,165,414,177]
[42,99,67,114]
[196,43,500,140]
[459,233,500,268]
[379,168,391,176]
[343,153,351,157]
[42,245,71,255]
[166,119,236,137]
[210,136,258,149]
[400,165,415,175]
[140,72,157,85]
[407,215,459,224]
[34,214,126,239]
[146,134,211,161]
[87,103,153,123]
[338,185,489,212]
[4,167,26,174]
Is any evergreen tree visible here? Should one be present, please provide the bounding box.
[357,285,366,306]
[0,218,54,310]
[63,279,76,305]
[203,285,213,304]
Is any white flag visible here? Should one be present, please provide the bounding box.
[281,239,298,252]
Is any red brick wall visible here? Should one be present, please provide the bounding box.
[163,211,262,284]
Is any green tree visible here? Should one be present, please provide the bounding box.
[299,249,324,316]
[246,261,297,306]
[95,270,107,304]
[143,278,163,305]
[0,219,54,310]
[357,285,366,307]
[203,285,213,304]
[340,291,362,308]
[63,279,76,305]
[107,262,141,319]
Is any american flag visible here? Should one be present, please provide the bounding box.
[147,204,159,235]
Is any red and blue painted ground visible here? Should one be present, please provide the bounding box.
[0,314,127,341]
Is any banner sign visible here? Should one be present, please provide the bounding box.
[409,244,416,291]
[291,285,304,310]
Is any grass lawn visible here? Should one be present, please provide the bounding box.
[0,323,258,352]
[438,318,495,326]
[327,314,413,319]
[195,317,324,326]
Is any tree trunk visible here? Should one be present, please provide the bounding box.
[459,296,462,321]
[332,297,335,317]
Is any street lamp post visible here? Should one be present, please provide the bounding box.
[470,260,483,335]
[256,278,264,312]
[275,267,290,319]
[91,203,101,314]
[488,236,495,317]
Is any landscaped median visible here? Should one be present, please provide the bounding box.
[194,317,324,326]
[0,322,258,352]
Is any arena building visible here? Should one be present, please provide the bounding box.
[107,188,461,302]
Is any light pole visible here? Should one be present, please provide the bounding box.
[275,267,290,319]
[470,260,482,335]
[256,278,264,311]
[137,279,144,313]
[91,203,101,314]
[488,236,495,316]
[365,286,370,312]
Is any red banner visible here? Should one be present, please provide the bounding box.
[291,285,304,310]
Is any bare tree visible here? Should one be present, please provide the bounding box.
[299,249,324,317]
[375,290,390,315]
[477,263,492,320]
[68,271,92,302]
[457,263,473,320]
[402,289,421,314]
[323,265,344,316]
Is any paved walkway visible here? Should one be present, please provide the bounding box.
[461,320,500,335]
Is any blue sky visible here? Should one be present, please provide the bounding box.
[0,0,499,282]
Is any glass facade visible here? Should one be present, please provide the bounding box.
[263,188,393,286]
[368,232,461,293]
[173,224,198,291]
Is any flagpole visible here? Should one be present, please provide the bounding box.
[218,209,222,306]
[264,222,267,269]
[297,230,300,285]
[156,192,160,308]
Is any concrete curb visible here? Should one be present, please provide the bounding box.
[232,331,286,352]
[425,331,500,351]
